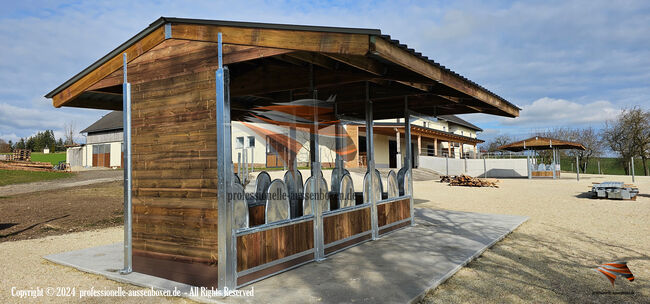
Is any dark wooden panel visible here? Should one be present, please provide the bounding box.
[323,207,371,244]
[133,251,218,288]
[249,205,265,227]
[377,198,411,227]
[237,253,314,286]
[236,220,314,272]
[379,220,411,235]
[324,233,371,255]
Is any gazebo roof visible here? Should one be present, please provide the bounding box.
[498,136,586,152]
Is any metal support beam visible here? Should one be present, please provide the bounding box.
[309,66,325,261]
[575,154,580,181]
[526,153,533,179]
[630,156,634,182]
[552,148,557,180]
[120,53,133,275]
[404,96,414,226]
[366,81,378,240]
[216,33,236,290]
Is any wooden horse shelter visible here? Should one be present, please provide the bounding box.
[46,17,520,291]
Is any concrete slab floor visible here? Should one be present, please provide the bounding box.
[44,208,528,303]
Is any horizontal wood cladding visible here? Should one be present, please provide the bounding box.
[377,198,411,227]
[236,220,314,272]
[323,207,371,244]
[89,39,292,90]
[249,205,265,227]
[131,69,219,270]
[171,23,369,55]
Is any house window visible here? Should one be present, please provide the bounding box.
[248,136,255,148]
[236,136,244,149]
[427,144,435,156]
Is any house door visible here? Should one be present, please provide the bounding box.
[265,136,285,168]
[388,140,397,168]
[92,144,111,167]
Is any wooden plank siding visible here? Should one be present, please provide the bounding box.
[377,198,411,228]
[236,220,314,272]
[130,69,219,287]
[323,207,371,244]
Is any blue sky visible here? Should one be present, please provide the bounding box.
[1,0,649,144]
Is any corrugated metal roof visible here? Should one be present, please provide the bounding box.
[80,111,123,134]
[46,17,518,113]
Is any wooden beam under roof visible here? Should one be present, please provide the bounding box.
[369,36,519,117]
[171,23,370,55]
[52,26,166,108]
[87,39,293,90]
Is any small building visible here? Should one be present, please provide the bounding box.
[66,111,123,169]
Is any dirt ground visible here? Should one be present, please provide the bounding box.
[0,181,124,242]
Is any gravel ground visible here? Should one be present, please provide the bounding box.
[1,172,647,303]
[0,227,191,304]
[420,173,650,303]
[0,169,122,196]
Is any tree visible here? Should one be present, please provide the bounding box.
[0,139,10,153]
[481,135,512,155]
[603,107,649,175]
[64,121,77,146]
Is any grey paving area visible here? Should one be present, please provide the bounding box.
[44,208,527,304]
[0,169,122,196]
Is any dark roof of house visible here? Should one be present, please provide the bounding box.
[437,115,482,132]
[81,111,123,134]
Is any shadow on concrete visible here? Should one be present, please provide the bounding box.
[45,209,527,304]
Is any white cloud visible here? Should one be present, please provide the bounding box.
[504,97,621,128]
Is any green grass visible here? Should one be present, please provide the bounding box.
[559,157,648,175]
[0,169,74,186]
[30,152,66,165]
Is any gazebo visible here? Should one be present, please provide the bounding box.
[498,136,585,179]
[46,17,519,290]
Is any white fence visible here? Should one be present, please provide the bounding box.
[418,156,529,178]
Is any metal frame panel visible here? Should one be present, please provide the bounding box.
[120,53,133,274]
[404,97,414,226]
[366,81,379,240]
[216,33,236,290]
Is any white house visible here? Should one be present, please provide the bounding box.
[68,111,483,171]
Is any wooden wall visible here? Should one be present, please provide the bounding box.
[130,70,219,287]
[236,220,314,285]
[323,207,371,244]
[377,198,410,228]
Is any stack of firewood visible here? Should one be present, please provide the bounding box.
[0,160,54,172]
[440,175,499,188]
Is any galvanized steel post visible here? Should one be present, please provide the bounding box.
[552,148,557,180]
[366,82,378,240]
[631,157,635,183]
[576,154,579,181]
[312,88,325,261]
[120,53,133,275]
[527,153,531,179]
[216,33,236,290]
[404,97,414,226]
